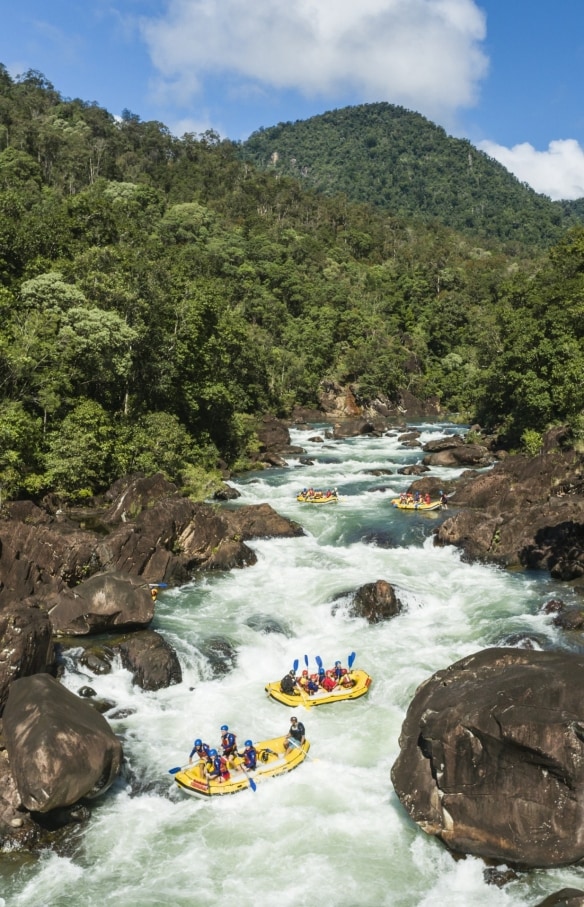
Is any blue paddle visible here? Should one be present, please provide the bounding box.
[240,766,257,791]
[293,658,299,672]
[348,652,356,669]
[315,655,323,672]
[168,765,186,774]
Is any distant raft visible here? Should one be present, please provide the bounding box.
[172,735,309,798]
[297,490,339,504]
[265,669,372,708]
[391,498,442,512]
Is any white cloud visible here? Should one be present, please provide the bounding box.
[139,0,488,124]
[479,138,584,202]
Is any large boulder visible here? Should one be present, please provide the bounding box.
[391,647,584,868]
[345,580,403,623]
[3,674,123,813]
[0,602,55,714]
[434,442,584,581]
[44,572,154,636]
[0,503,103,605]
[117,630,183,691]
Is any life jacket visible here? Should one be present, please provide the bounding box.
[221,732,236,753]
[244,748,257,770]
[321,675,336,692]
[209,755,229,779]
[194,743,210,759]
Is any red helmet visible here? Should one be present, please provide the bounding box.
[302,670,308,675]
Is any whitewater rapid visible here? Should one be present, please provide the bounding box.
[2,423,581,907]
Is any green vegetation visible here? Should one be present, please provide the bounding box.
[0,67,583,501]
[240,103,578,250]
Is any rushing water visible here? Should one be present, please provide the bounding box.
[2,423,583,907]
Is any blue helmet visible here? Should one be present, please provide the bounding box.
[335,661,341,666]
[194,738,202,746]
[245,740,253,747]
[220,725,228,731]
[319,667,325,675]
[209,748,217,756]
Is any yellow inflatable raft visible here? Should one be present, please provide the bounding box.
[391,498,442,511]
[172,735,309,798]
[265,669,372,708]
[297,492,338,504]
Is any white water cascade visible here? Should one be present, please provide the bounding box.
[1,423,582,907]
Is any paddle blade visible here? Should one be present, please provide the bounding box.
[168,766,183,774]
[293,658,299,672]
[248,776,257,792]
[315,655,323,670]
[304,654,309,668]
[348,651,356,669]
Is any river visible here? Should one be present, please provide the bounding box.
[2,422,582,907]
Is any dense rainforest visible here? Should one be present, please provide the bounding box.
[0,66,583,504]
[240,102,582,250]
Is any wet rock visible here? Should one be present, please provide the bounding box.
[212,484,241,501]
[391,647,584,868]
[245,613,292,636]
[199,635,237,677]
[534,890,584,907]
[398,465,430,476]
[342,580,404,623]
[3,674,123,813]
[78,686,97,698]
[116,630,182,691]
[483,867,520,887]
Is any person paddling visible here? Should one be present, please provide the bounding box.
[284,716,306,751]
[189,738,210,763]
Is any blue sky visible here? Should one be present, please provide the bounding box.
[2,0,584,200]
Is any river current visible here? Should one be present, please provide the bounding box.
[2,422,583,907]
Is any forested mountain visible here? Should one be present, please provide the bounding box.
[0,67,583,504]
[240,103,580,251]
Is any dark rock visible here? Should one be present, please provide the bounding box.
[44,572,154,636]
[422,444,492,469]
[307,435,324,443]
[422,435,464,453]
[86,698,116,714]
[398,465,430,476]
[0,602,55,714]
[347,580,403,623]
[493,632,546,650]
[225,504,304,541]
[483,867,520,887]
[78,686,97,698]
[213,484,241,501]
[116,630,182,691]
[552,609,584,631]
[535,890,584,907]
[245,613,292,636]
[433,439,584,584]
[3,674,123,813]
[78,647,113,675]
[542,599,566,614]
[391,647,584,868]
[199,635,237,676]
[398,431,421,443]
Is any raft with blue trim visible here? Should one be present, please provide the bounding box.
[173,735,309,797]
[265,669,372,708]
